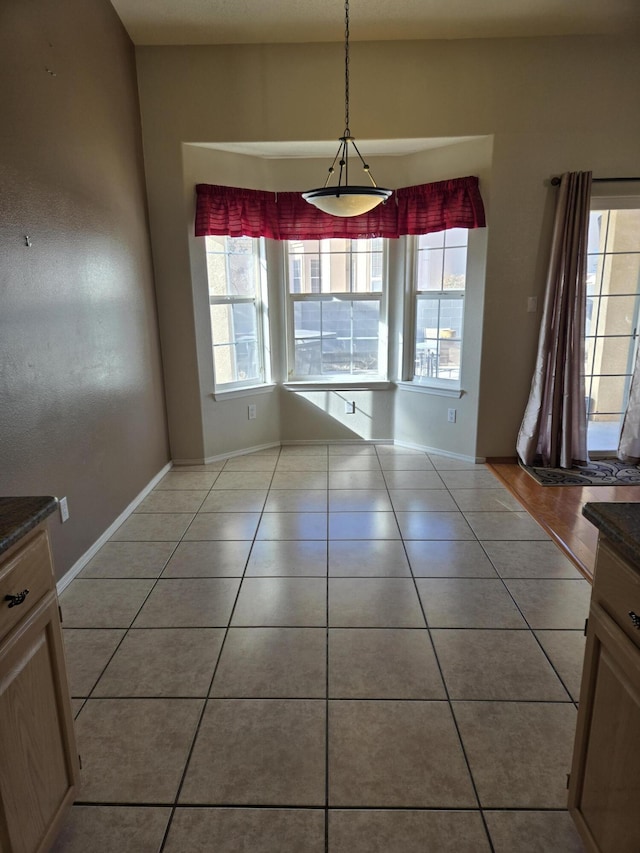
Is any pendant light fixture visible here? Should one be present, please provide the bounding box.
[302,0,392,217]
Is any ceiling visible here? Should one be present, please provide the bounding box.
[110,0,640,46]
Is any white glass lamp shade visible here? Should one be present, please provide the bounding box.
[302,186,393,217]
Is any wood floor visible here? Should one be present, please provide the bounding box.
[486,459,640,583]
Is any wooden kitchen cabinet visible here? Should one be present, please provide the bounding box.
[569,528,640,853]
[0,516,78,853]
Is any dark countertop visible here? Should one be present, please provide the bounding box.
[0,496,58,557]
[583,502,640,568]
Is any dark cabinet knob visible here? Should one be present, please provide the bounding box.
[4,589,29,608]
[629,611,640,630]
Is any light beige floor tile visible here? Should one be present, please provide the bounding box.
[375,445,424,456]
[93,628,224,697]
[503,579,591,629]
[72,699,85,717]
[329,700,476,807]
[416,579,527,628]
[155,472,219,490]
[484,810,587,853]
[329,628,446,699]
[453,701,577,807]
[396,511,475,540]
[222,456,278,472]
[329,579,425,627]
[211,471,274,490]
[276,456,329,472]
[164,808,325,853]
[382,471,445,489]
[450,488,523,512]
[483,540,583,578]
[437,470,498,488]
[328,489,393,512]
[431,629,570,700]
[80,542,176,579]
[179,699,326,805]
[211,628,326,697]
[388,489,458,512]
[379,456,435,470]
[405,540,498,577]
[161,540,251,577]
[428,455,482,471]
[271,472,328,490]
[329,443,377,455]
[50,806,171,853]
[329,511,400,540]
[280,444,328,456]
[328,457,382,471]
[232,578,326,626]
[135,490,208,513]
[329,470,387,489]
[246,540,328,576]
[63,629,125,696]
[60,579,155,628]
[264,490,327,512]
[329,810,491,853]
[535,630,587,701]
[110,512,194,542]
[280,442,329,458]
[184,512,261,540]
[133,578,240,627]
[329,540,410,577]
[465,511,548,540]
[75,698,202,802]
[256,512,328,540]
[200,489,267,512]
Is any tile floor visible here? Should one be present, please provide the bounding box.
[54,444,589,852]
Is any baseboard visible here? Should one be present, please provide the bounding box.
[56,461,173,594]
[172,442,281,466]
[393,439,485,464]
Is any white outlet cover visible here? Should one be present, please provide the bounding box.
[59,497,70,523]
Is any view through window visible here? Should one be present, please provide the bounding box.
[586,206,640,451]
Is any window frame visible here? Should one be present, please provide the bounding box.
[283,238,389,384]
[404,230,469,392]
[205,235,272,394]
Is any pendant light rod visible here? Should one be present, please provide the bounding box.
[302,0,392,216]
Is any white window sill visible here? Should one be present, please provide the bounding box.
[396,380,463,399]
[284,380,393,392]
[212,383,277,401]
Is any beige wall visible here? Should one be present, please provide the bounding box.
[136,35,640,459]
[0,0,170,578]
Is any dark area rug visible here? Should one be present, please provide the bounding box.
[521,458,640,486]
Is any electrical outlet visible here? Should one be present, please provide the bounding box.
[248,404,256,420]
[59,496,70,523]
[527,297,538,313]
[447,408,457,424]
[345,401,356,414]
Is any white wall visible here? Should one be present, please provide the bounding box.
[136,35,640,459]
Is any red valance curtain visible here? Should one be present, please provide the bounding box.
[195,176,485,240]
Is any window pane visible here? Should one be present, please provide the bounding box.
[210,303,260,384]
[416,248,444,291]
[588,374,631,415]
[588,211,608,255]
[293,299,380,377]
[592,336,636,376]
[418,232,444,250]
[601,253,640,297]
[414,296,463,382]
[604,210,640,253]
[205,236,259,298]
[594,295,639,336]
[288,239,382,295]
[444,228,469,248]
[443,247,467,290]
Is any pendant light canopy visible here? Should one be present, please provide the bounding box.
[302,0,392,217]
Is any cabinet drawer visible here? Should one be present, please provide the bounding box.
[593,539,640,651]
[0,531,54,642]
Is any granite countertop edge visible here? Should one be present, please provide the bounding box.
[583,501,640,567]
[0,496,58,557]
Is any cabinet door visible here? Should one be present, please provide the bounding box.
[569,601,640,853]
[0,594,78,853]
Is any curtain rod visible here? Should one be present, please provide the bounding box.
[550,175,640,186]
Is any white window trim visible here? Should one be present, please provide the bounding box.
[402,233,466,391]
[212,382,277,401]
[284,241,389,384]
